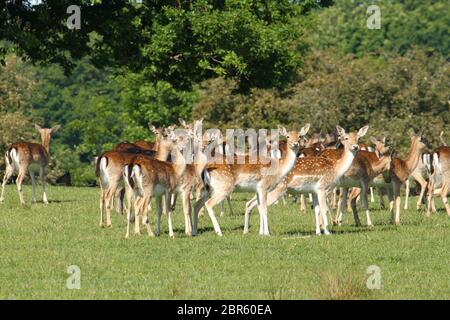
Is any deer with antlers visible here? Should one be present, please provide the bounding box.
[1,124,60,205]
[244,125,368,235]
[193,124,310,236]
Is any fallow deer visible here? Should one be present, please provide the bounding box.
[333,150,391,227]
[1,124,60,205]
[124,129,191,238]
[388,133,427,224]
[193,124,310,236]
[244,125,368,235]
[96,124,172,227]
[426,146,450,217]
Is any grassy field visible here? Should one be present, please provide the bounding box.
[0,185,449,300]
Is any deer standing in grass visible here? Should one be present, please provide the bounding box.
[333,149,391,227]
[193,125,310,236]
[388,133,427,225]
[426,146,450,217]
[244,125,367,235]
[1,124,60,205]
[96,125,171,228]
[124,129,191,238]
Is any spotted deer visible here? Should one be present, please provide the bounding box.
[1,124,61,205]
[333,149,392,227]
[193,124,310,236]
[124,129,191,238]
[244,125,368,235]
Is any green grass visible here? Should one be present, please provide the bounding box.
[0,185,449,299]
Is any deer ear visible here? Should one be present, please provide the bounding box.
[35,124,42,132]
[179,118,188,128]
[370,136,378,144]
[358,125,369,138]
[51,125,61,133]
[148,123,157,134]
[277,125,287,136]
[336,125,345,137]
[299,123,310,136]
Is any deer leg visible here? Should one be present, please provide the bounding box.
[226,196,235,216]
[99,187,105,227]
[0,159,14,203]
[441,183,450,217]
[204,192,226,236]
[370,187,374,203]
[361,182,372,227]
[426,178,434,218]
[335,188,348,226]
[220,200,225,217]
[134,196,144,236]
[165,191,175,238]
[312,194,321,235]
[256,187,269,236]
[39,166,48,204]
[29,170,36,203]
[155,195,163,237]
[393,181,401,225]
[193,192,208,236]
[378,187,386,209]
[16,169,26,205]
[331,189,337,209]
[413,172,427,210]
[318,189,331,235]
[404,179,410,210]
[299,194,306,212]
[182,190,193,236]
[244,195,258,234]
[143,196,154,237]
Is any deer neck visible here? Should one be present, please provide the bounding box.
[171,147,187,179]
[41,135,51,154]
[156,141,172,161]
[335,147,357,178]
[404,140,422,174]
[277,146,298,179]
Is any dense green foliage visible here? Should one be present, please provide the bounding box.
[0,1,449,185]
[311,0,450,58]
[0,187,449,299]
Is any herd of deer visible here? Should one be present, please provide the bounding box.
[1,121,449,239]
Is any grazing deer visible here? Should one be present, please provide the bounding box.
[244,125,368,235]
[1,124,60,205]
[96,125,172,228]
[426,146,450,217]
[388,133,427,225]
[124,129,191,238]
[193,124,310,236]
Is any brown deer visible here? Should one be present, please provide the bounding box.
[388,133,427,224]
[124,129,191,238]
[333,150,392,227]
[96,125,172,228]
[244,125,368,235]
[1,124,60,205]
[193,124,310,236]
